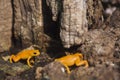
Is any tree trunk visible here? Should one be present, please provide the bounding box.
[46,0,103,48]
[0,0,12,52]
[0,0,104,52]
[12,0,44,49]
[60,0,88,48]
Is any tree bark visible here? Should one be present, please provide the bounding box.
[0,0,12,52]
[0,0,104,52]
[12,0,44,49]
[60,0,88,48]
[46,0,103,48]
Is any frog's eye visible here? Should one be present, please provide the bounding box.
[33,52,37,55]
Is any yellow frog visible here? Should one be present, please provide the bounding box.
[55,53,89,74]
[9,49,40,67]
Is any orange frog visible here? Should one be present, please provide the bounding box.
[55,53,89,74]
[10,50,40,67]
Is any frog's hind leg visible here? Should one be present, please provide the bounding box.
[10,55,19,63]
[75,53,83,59]
[75,59,89,67]
[10,55,14,63]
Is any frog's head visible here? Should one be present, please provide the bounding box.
[32,50,40,56]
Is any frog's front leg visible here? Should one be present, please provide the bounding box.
[63,64,71,74]
[27,57,33,67]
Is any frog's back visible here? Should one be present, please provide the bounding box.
[16,50,35,58]
[56,55,77,66]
